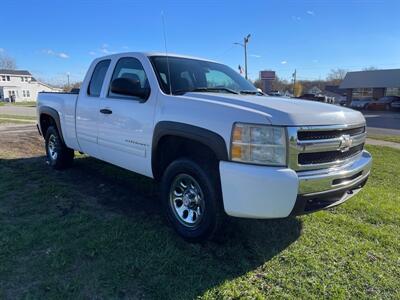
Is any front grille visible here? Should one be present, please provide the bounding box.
[298,144,364,165]
[288,125,366,171]
[298,126,365,141]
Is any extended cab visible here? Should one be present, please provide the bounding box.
[37,52,372,241]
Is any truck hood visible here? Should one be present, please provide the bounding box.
[184,93,365,126]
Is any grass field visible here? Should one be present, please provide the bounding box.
[0,101,36,107]
[0,130,399,299]
[10,101,37,107]
[0,114,36,124]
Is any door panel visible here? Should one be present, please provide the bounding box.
[76,59,111,158]
[98,56,156,177]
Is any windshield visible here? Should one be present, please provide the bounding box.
[149,56,258,95]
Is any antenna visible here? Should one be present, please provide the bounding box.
[161,11,172,95]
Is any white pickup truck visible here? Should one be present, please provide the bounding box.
[37,52,372,241]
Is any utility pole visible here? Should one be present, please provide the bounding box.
[234,34,251,80]
[292,69,297,96]
[243,34,250,80]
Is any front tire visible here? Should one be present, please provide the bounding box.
[161,158,223,242]
[45,126,74,170]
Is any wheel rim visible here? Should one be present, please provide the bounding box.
[48,134,58,161]
[169,174,204,228]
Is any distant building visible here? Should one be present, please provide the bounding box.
[324,85,347,104]
[259,70,276,93]
[307,86,322,95]
[0,69,62,102]
[340,69,400,104]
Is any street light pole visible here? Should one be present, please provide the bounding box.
[234,34,251,80]
[243,34,250,80]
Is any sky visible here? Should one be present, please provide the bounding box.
[1,0,399,85]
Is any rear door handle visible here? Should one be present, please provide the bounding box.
[100,108,112,115]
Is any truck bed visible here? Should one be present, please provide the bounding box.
[37,91,79,149]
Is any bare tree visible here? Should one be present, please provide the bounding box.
[253,79,263,90]
[326,68,347,85]
[61,81,82,92]
[0,54,17,69]
[271,75,291,92]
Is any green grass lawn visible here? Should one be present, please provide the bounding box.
[368,134,400,144]
[0,145,399,299]
[0,114,36,124]
[11,101,37,107]
[0,101,36,107]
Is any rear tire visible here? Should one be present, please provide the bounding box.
[45,126,74,170]
[161,158,223,242]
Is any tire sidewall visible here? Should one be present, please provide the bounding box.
[161,159,220,242]
[45,126,62,167]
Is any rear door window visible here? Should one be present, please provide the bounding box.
[88,60,111,97]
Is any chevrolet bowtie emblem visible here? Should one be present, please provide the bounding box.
[339,134,352,152]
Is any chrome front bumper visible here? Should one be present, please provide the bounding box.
[298,150,372,196]
[290,150,372,215]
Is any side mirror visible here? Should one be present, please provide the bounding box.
[110,77,150,100]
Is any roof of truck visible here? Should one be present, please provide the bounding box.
[98,52,218,63]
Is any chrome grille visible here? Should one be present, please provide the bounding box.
[288,124,366,171]
[297,126,365,140]
[298,144,364,165]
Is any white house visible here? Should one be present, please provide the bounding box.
[0,69,62,102]
[307,86,323,95]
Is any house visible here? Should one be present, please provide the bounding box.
[0,69,62,102]
[340,69,400,105]
[324,85,347,104]
[307,86,323,95]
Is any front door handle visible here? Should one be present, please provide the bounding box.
[100,108,112,115]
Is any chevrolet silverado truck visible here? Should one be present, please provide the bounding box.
[37,52,372,241]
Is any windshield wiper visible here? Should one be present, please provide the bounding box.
[240,90,264,95]
[174,87,239,95]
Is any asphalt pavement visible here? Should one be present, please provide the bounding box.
[362,111,400,136]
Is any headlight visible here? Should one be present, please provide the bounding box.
[230,123,287,166]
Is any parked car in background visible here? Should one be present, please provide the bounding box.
[298,94,328,103]
[390,96,400,110]
[267,91,282,97]
[367,96,400,111]
[350,98,373,110]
